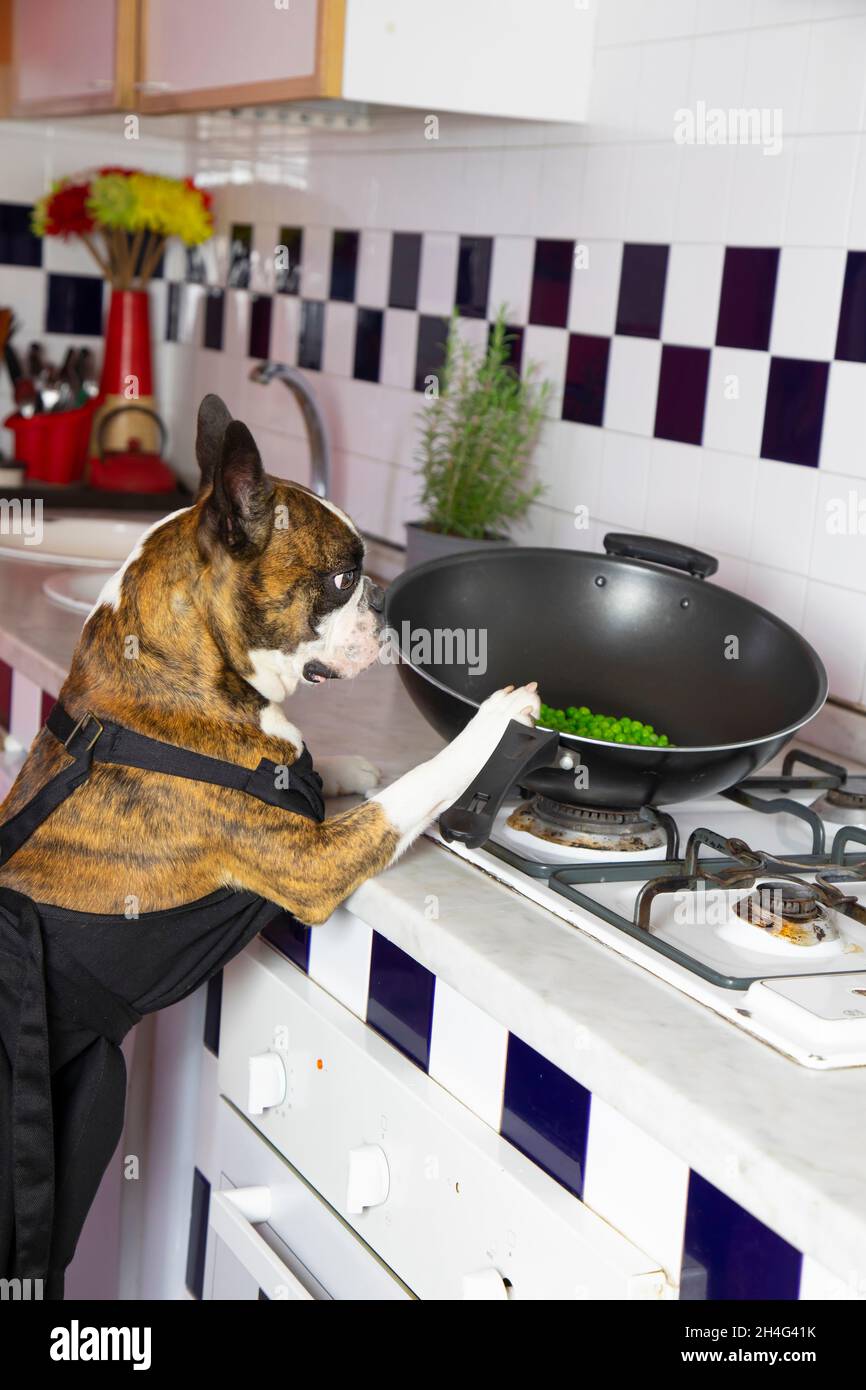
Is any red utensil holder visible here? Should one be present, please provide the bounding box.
[5,401,96,485]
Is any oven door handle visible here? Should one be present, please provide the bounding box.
[209,1187,315,1301]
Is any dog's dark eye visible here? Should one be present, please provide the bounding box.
[332,570,356,592]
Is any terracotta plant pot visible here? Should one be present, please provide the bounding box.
[404,520,513,571]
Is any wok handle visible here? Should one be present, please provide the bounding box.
[603,532,718,580]
[439,722,560,849]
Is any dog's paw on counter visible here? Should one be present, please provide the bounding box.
[317,754,382,797]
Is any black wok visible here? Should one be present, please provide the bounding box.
[384,534,828,849]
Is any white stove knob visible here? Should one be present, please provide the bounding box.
[462,1268,509,1300]
[346,1144,390,1214]
[247,1052,287,1114]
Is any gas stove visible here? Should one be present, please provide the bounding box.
[428,748,866,1070]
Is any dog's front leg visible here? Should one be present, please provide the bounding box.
[316,754,381,797]
[227,683,539,924]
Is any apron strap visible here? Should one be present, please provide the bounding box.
[46,704,325,822]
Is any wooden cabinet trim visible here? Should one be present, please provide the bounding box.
[9,0,138,118]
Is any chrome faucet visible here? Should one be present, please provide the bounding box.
[248,360,331,499]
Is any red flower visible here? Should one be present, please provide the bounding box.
[43,182,94,237]
[98,166,136,177]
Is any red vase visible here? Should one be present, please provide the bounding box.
[94,288,159,456]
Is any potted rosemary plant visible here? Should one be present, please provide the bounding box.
[406,309,551,569]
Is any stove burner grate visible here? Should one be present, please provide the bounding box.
[506,796,670,854]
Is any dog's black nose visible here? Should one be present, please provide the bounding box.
[367,582,385,613]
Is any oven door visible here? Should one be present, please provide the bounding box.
[202,1096,411,1301]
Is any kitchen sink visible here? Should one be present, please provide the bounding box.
[0,513,151,567]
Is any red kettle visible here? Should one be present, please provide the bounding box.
[88,404,177,494]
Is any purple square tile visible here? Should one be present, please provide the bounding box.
[682,1171,802,1301]
[529,239,574,328]
[716,247,779,351]
[456,235,492,319]
[760,357,828,468]
[835,250,866,362]
[501,1033,591,1199]
[562,332,610,426]
[262,912,310,971]
[654,344,711,445]
[615,243,669,339]
[367,933,435,1070]
[248,294,272,359]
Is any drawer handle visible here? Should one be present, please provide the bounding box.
[209,1187,314,1301]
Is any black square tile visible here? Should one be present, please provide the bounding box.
[529,239,574,328]
[615,243,669,339]
[456,235,492,319]
[716,247,779,351]
[276,226,303,295]
[185,1168,210,1300]
[0,658,11,729]
[203,289,225,350]
[760,357,829,468]
[414,314,449,392]
[562,332,610,426]
[682,1171,802,1301]
[501,1034,591,1199]
[248,294,272,359]
[298,299,324,371]
[835,250,866,362]
[367,933,435,1070]
[165,282,181,342]
[0,202,41,266]
[654,344,711,445]
[45,273,103,336]
[186,246,206,284]
[354,307,383,382]
[228,223,252,289]
[489,321,524,374]
[330,229,359,302]
[262,912,310,971]
[389,232,422,309]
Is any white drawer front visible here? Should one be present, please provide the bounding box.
[219,941,670,1301]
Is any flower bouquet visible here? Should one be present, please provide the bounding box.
[32,169,214,464]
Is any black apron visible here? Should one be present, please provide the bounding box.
[0,703,324,1300]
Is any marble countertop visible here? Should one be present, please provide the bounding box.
[3,548,866,1284]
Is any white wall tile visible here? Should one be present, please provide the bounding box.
[270,295,302,366]
[595,0,644,47]
[223,289,250,359]
[579,144,634,240]
[803,578,866,701]
[521,325,569,417]
[380,309,418,390]
[583,1094,690,1284]
[300,225,331,300]
[598,431,651,528]
[726,140,794,246]
[641,0,698,42]
[693,0,754,33]
[745,563,808,631]
[0,267,45,347]
[703,347,771,456]
[661,243,725,346]
[784,135,859,246]
[688,30,748,111]
[624,143,682,242]
[799,15,866,134]
[695,450,757,559]
[488,235,534,324]
[633,39,695,142]
[751,457,819,574]
[674,144,735,242]
[644,439,702,542]
[322,301,356,377]
[770,246,847,359]
[534,145,586,239]
[428,979,508,1132]
[587,44,642,138]
[567,240,623,337]
[417,232,459,315]
[541,418,604,518]
[820,360,866,477]
[742,23,811,139]
[356,229,392,308]
[308,905,373,1021]
[603,336,662,435]
[810,469,866,589]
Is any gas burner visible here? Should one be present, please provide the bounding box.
[506,796,668,854]
[812,784,866,826]
[731,879,840,951]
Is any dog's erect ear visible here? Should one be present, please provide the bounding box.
[199,419,275,558]
[196,394,233,493]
